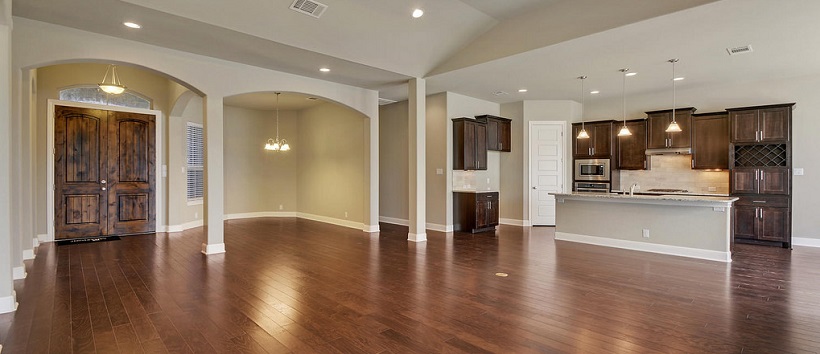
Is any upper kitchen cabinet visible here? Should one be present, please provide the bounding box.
[572,120,614,158]
[646,108,695,149]
[616,119,648,170]
[453,118,487,170]
[691,112,729,169]
[728,104,794,143]
[475,115,512,152]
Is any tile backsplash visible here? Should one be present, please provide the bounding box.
[619,155,729,194]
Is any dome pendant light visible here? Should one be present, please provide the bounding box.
[617,68,632,137]
[264,92,291,152]
[98,65,127,95]
[576,76,590,139]
[666,59,683,133]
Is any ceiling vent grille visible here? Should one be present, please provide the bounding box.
[378,98,397,106]
[727,45,753,55]
[291,0,328,18]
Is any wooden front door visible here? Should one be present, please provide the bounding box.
[55,105,155,239]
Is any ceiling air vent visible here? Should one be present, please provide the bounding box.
[290,0,328,18]
[727,45,753,56]
[378,98,397,106]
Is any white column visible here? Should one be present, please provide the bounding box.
[202,96,225,254]
[363,107,379,232]
[408,78,427,242]
[0,0,18,313]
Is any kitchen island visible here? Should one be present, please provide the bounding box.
[551,193,738,262]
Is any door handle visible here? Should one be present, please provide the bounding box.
[101,179,107,184]
[102,187,107,191]
[532,186,538,190]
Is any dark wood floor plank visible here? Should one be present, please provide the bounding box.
[3,220,820,353]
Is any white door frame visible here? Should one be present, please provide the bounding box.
[46,99,164,242]
[528,121,567,225]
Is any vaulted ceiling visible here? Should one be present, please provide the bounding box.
[13,0,820,106]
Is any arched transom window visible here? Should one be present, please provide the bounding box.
[58,85,152,109]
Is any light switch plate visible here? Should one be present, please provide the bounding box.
[436,168,443,175]
[794,168,804,176]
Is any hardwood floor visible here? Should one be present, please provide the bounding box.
[2,218,820,353]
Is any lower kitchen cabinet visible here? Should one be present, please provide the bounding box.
[454,192,499,233]
[733,196,790,246]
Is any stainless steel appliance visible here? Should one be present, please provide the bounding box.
[574,182,611,193]
[574,158,610,181]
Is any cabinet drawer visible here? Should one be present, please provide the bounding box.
[475,192,499,201]
[734,196,789,207]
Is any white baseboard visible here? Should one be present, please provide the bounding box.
[37,233,51,243]
[33,237,40,248]
[408,232,427,242]
[379,216,408,226]
[555,232,732,263]
[499,218,529,226]
[297,212,363,231]
[12,266,26,280]
[224,211,297,220]
[201,242,226,255]
[0,292,17,314]
[167,219,204,233]
[22,249,35,260]
[793,237,820,248]
[426,223,454,233]
[363,224,380,233]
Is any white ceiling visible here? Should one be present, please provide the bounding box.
[13,0,820,108]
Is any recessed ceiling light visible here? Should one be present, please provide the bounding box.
[518,89,528,93]
[307,97,318,100]
[673,77,685,81]
[412,9,424,18]
[590,90,600,94]
[123,22,142,29]
[492,91,509,96]
[625,72,637,77]
[319,67,330,72]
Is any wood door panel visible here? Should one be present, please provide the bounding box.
[617,120,647,170]
[116,120,150,182]
[731,168,758,194]
[730,110,759,143]
[117,194,150,221]
[760,167,790,195]
[759,107,789,142]
[55,106,108,239]
[759,207,789,242]
[733,206,758,240]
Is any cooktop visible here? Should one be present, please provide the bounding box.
[646,188,690,193]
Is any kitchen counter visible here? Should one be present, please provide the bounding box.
[452,190,499,193]
[550,192,737,262]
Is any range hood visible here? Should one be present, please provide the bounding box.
[645,147,692,155]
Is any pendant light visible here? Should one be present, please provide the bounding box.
[665,59,683,133]
[98,65,127,95]
[264,92,291,152]
[617,68,632,137]
[576,76,590,139]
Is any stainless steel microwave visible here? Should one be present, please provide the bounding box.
[575,158,610,181]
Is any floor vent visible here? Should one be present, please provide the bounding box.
[727,45,753,55]
[378,98,397,105]
[290,0,328,18]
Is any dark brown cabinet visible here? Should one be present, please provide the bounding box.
[454,192,499,233]
[729,105,792,143]
[691,112,729,169]
[646,108,695,149]
[476,115,512,152]
[453,118,487,170]
[572,121,613,158]
[731,167,790,195]
[615,119,647,170]
[734,196,790,243]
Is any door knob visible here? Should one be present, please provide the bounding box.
[102,187,107,191]
[532,186,538,190]
[101,180,107,184]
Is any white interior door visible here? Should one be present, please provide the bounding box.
[529,122,564,226]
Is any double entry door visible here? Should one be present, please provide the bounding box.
[55,105,156,239]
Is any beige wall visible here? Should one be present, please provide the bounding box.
[168,94,204,226]
[500,102,524,220]
[297,102,366,223]
[378,101,409,221]
[35,63,179,235]
[425,93,449,227]
[223,105,299,215]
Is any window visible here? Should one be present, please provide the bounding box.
[59,86,152,109]
[186,123,204,202]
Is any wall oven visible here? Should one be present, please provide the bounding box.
[574,182,611,193]
[574,158,610,181]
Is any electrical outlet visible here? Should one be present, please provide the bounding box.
[794,168,804,176]
[486,178,490,183]
[344,211,348,218]
[708,187,717,192]
[436,168,443,175]
[279,204,283,210]
[642,229,650,238]
[194,212,199,219]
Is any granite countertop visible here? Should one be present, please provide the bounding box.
[610,190,730,197]
[452,190,499,193]
[550,192,738,207]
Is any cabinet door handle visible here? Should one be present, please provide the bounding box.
[752,200,766,203]
[691,160,694,169]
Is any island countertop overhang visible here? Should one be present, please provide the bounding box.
[550,192,737,208]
